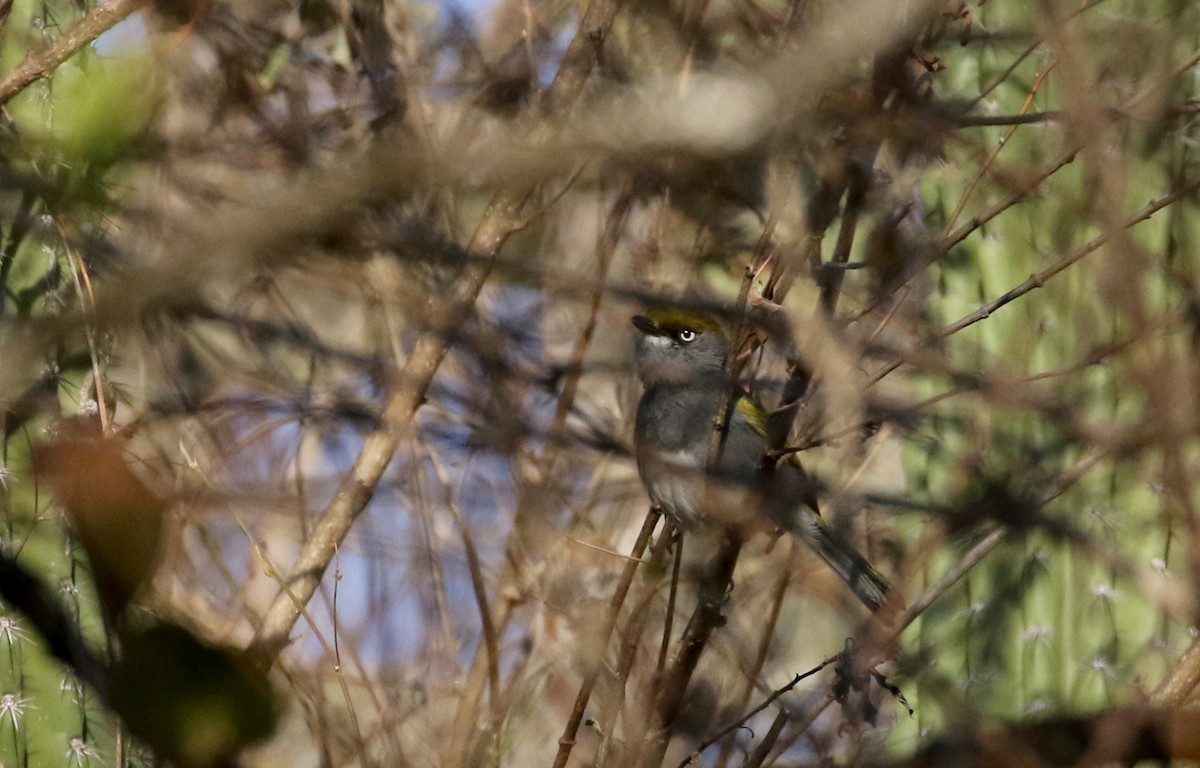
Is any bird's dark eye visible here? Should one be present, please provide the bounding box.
[676,329,697,343]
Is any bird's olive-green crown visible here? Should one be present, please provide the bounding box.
[634,306,732,344]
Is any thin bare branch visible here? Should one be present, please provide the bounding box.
[0,0,145,105]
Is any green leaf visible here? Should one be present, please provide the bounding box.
[110,623,278,768]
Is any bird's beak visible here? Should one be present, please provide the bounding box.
[631,315,658,335]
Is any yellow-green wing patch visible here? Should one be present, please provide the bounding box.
[734,394,768,436]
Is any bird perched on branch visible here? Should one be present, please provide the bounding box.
[631,307,890,611]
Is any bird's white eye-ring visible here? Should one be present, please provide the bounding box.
[677,329,697,343]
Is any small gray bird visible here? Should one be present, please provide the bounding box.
[632,307,890,612]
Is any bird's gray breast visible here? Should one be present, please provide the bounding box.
[634,384,764,530]
[634,385,709,525]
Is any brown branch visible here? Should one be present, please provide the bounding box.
[819,165,871,315]
[0,0,146,106]
[965,0,1102,110]
[745,691,835,768]
[347,0,403,128]
[898,526,1007,632]
[679,654,838,768]
[657,532,684,675]
[743,708,789,768]
[940,175,1200,338]
[1154,637,1200,706]
[434,456,501,715]
[551,509,662,768]
[638,535,743,768]
[455,170,634,764]
[247,181,522,664]
[437,5,633,754]
[247,0,626,663]
[968,36,1043,110]
[551,183,635,434]
[597,528,678,766]
[954,110,1066,126]
[943,62,1056,237]
[714,549,794,767]
[842,448,1105,682]
[867,174,1200,386]
[939,42,1199,256]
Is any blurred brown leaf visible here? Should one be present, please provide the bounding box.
[36,417,166,619]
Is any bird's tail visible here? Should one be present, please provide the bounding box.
[804,515,891,612]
